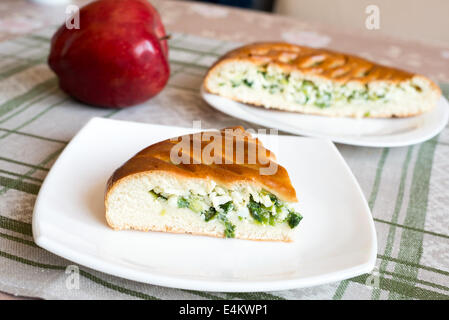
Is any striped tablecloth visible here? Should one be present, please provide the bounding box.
[0,25,448,300]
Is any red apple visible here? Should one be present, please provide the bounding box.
[48,0,170,108]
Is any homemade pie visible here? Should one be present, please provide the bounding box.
[203,42,441,118]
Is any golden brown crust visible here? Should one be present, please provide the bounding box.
[106,126,298,203]
[205,42,438,86]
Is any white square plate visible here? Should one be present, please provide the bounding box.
[33,117,377,292]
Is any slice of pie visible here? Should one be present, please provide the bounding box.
[203,42,441,118]
[105,127,302,242]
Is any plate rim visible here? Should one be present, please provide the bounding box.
[32,117,377,292]
[200,86,449,148]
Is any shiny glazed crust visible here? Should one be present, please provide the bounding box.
[206,42,440,86]
[105,126,298,203]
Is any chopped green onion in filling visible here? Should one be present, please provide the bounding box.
[177,197,189,208]
[219,201,234,213]
[287,211,303,228]
[203,207,218,222]
[220,66,423,110]
[243,79,253,87]
[247,195,269,224]
[149,190,167,200]
[149,187,302,239]
[223,220,236,238]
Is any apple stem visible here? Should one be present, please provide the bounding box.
[159,34,171,41]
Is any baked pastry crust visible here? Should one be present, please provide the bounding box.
[206,42,439,87]
[105,126,297,203]
[203,42,441,118]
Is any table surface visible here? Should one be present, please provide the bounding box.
[0,0,448,300]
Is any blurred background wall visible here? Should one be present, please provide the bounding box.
[275,0,449,45]
[188,0,449,46]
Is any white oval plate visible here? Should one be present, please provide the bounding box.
[33,117,376,292]
[201,87,449,147]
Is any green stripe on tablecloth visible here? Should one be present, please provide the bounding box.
[0,216,32,236]
[368,148,390,210]
[0,128,68,144]
[170,60,208,70]
[440,83,449,100]
[27,35,52,43]
[381,270,449,292]
[167,83,200,93]
[0,146,64,196]
[12,35,49,48]
[0,231,38,248]
[333,148,390,299]
[332,278,349,300]
[374,218,449,240]
[350,273,448,300]
[78,270,160,300]
[0,58,46,81]
[0,77,57,118]
[0,97,68,140]
[169,41,225,80]
[0,53,43,64]
[169,45,222,57]
[25,34,51,43]
[103,108,123,119]
[0,249,160,300]
[440,83,449,128]
[388,135,439,299]
[378,254,449,277]
[372,146,414,299]
[0,169,43,183]
[0,175,40,195]
[0,249,63,270]
[0,86,58,124]
[0,156,49,171]
[225,292,284,300]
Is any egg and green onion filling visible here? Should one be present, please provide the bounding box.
[149,187,302,238]
[216,65,425,110]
